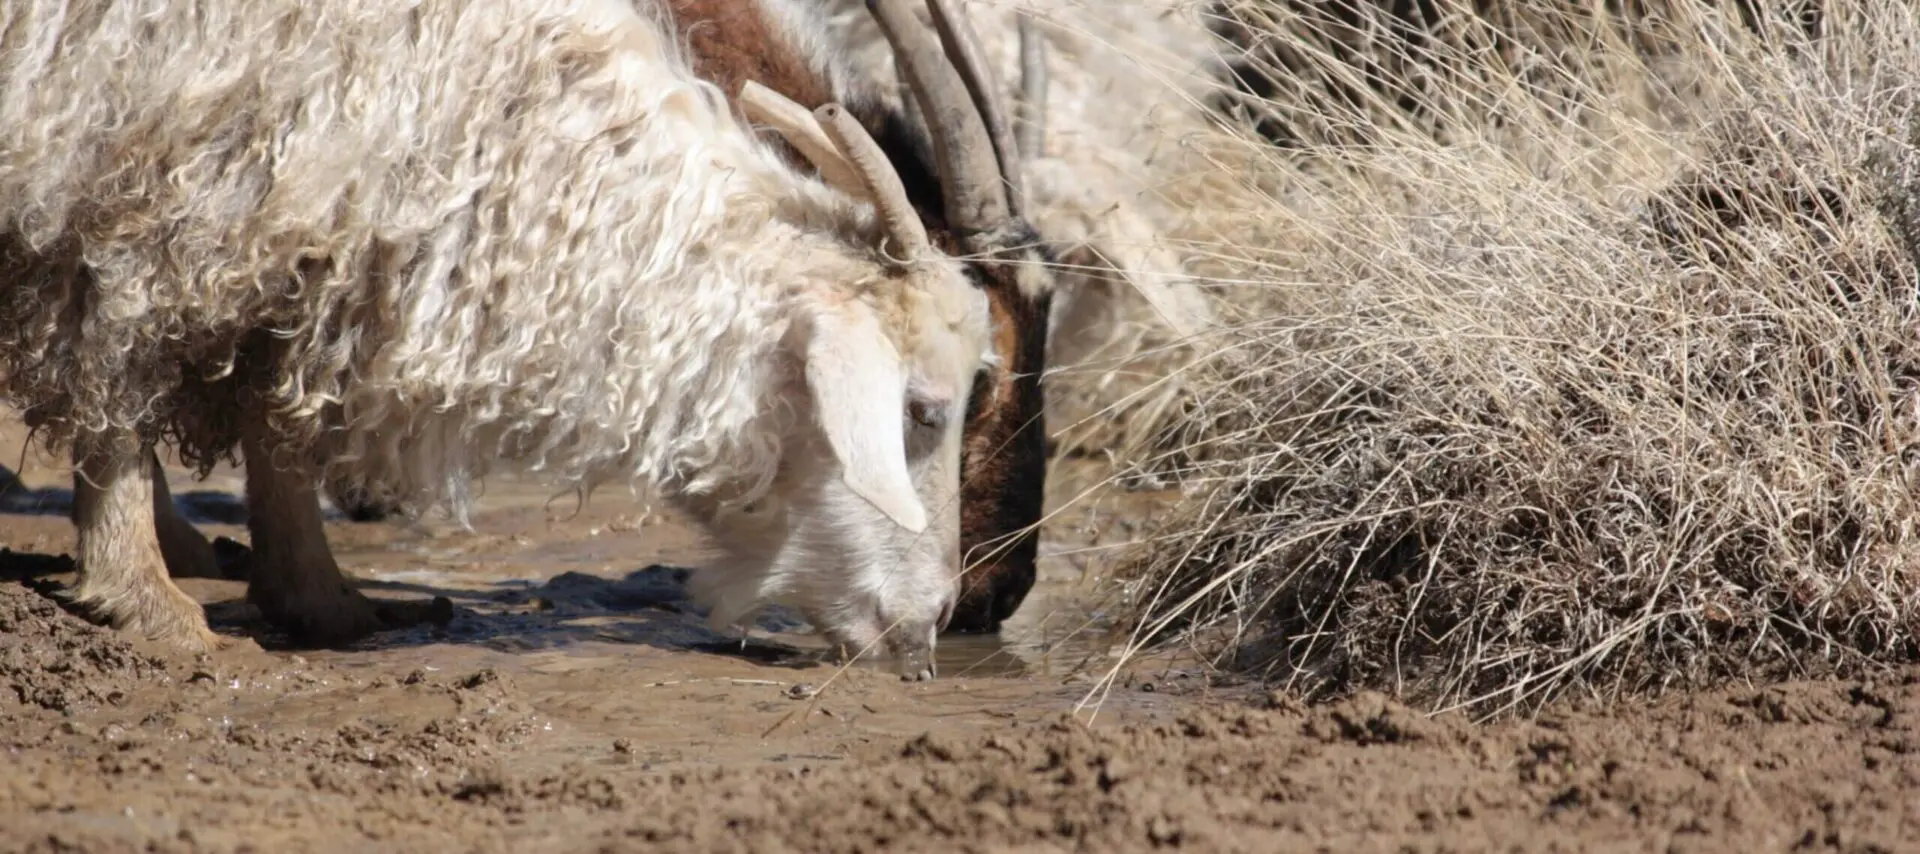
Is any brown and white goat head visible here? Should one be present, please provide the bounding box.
[684,107,992,678]
[675,0,1058,634]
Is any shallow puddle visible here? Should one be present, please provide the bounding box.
[0,419,1190,780]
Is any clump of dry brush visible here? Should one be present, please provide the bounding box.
[1112,0,1920,715]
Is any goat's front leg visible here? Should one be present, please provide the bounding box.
[144,448,225,579]
[68,430,223,651]
[239,407,446,646]
[238,402,396,645]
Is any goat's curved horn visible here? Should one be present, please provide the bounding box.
[740,81,868,200]
[867,0,1010,238]
[1013,11,1047,164]
[923,0,1027,219]
[895,59,923,134]
[816,103,932,261]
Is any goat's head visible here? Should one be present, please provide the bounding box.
[690,0,1061,659]
[690,94,994,681]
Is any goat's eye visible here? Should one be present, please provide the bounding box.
[908,397,942,429]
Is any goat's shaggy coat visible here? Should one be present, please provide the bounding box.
[4,0,812,496]
[0,0,996,673]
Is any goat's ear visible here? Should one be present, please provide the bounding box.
[804,304,929,534]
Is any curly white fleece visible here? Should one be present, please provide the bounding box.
[0,0,911,515]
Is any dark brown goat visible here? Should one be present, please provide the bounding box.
[668,0,1057,633]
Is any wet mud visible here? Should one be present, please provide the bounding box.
[2,423,1918,852]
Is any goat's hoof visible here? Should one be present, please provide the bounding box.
[63,582,225,653]
[252,581,453,648]
[374,595,455,630]
[251,585,390,648]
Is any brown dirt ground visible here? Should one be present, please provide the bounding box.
[2,425,1918,853]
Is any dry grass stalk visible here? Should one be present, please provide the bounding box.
[1101,0,1920,717]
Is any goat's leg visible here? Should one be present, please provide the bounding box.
[238,404,392,645]
[145,448,225,579]
[240,408,445,645]
[68,430,223,651]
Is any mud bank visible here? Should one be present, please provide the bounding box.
[4,571,1918,853]
[2,430,1917,852]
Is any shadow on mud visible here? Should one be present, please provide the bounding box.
[2,462,337,526]
[0,539,833,671]
[213,551,834,670]
[0,464,1049,678]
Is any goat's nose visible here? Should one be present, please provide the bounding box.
[895,641,936,682]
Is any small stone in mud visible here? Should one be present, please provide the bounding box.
[787,683,818,700]
[612,738,634,754]
[458,669,500,690]
[1140,682,1156,693]
[403,669,429,685]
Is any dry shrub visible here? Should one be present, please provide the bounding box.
[1204,0,1825,149]
[1109,0,1920,715]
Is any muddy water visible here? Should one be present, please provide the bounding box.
[0,418,1190,779]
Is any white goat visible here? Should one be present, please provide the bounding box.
[0,0,1019,678]
[662,0,1068,632]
